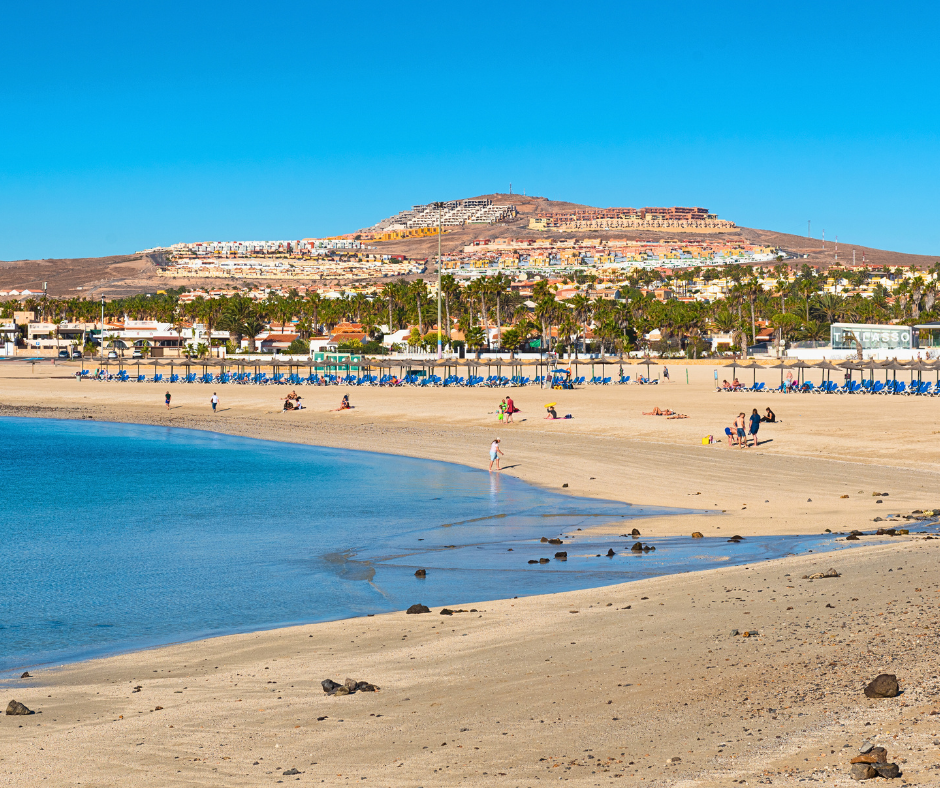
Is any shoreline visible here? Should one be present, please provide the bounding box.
[3,364,940,785]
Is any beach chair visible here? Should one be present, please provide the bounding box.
[619,375,630,384]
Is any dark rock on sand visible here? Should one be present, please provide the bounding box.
[554,552,568,560]
[873,763,900,778]
[19,672,30,679]
[356,682,378,691]
[864,674,900,698]
[283,768,301,776]
[846,534,860,540]
[5,700,33,716]
[344,678,358,691]
[548,538,563,545]
[440,608,455,615]
[606,548,616,557]
[850,762,877,780]
[728,535,744,541]
[630,543,643,552]
[691,532,703,538]
[414,569,426,578]
[406,604,431,615]
[631,528,641,537]
[851,747,887,764]
[321,679,342,694]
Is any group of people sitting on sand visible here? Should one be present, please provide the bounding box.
[281,390,305,411]
[719,378,744,391]
[643,406,688,419]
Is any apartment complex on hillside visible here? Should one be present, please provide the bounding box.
[529,206,735,232]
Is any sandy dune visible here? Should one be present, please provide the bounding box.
[1,360,938,786]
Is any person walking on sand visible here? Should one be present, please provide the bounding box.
[505,395,517,424]
[165,391,171,410]
[210,392,219,413]
[489,438,504,471]
[663,365,669,381]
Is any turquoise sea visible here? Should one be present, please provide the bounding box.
[0,417,852,673]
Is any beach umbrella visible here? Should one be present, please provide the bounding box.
[814,360,841,385]
[768,360,792,386]
[788,360,815,386]
[738,360,763,386]
[641,357,657,381]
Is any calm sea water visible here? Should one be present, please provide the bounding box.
[0,417,853,672]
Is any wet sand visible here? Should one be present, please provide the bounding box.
[1,360,938,786]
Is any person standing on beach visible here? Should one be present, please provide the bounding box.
[734,412,747,448]
[165,391,171,410]
[748,408,761,447]
[663,365,669,381]
[489,438,504,471]
[505,395,516,424]
[210,392,219,413]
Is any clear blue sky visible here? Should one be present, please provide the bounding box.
[2,0,938,260]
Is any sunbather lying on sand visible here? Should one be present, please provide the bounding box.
[643,406,675,416]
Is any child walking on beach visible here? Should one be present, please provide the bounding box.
[165,391,171,410]
[489,438,504,471]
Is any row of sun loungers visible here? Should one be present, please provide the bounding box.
[79,370,657,388]
[719,380,939,395]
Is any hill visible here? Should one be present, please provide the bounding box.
[1,196,936,297]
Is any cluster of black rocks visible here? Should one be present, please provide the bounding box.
[321,678,379,696]
[849,742,901,780]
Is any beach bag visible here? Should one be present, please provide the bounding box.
[702,435,713,445]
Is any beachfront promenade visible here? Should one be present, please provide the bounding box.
[1,360,939,785]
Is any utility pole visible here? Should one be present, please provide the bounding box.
[432,201,446,360]
[835,236,838,261]
[100,296,105,363]
[808,220,811,238]
[853,250,856,266]
[822,230,825,249]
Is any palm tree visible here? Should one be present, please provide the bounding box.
[487,273,512,349]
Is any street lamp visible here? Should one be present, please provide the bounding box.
[431,201,446,360]
[100,296,105,363]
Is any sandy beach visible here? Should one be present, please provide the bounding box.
[1,360,938,786]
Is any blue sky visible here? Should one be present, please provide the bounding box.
[1,0,938,260]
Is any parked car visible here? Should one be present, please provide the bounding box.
[57,350,70,359]
[131,349,144,359]
[71,350,82,359]
[107,350,119,359]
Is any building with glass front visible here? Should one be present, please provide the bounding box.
[830,323,913,352]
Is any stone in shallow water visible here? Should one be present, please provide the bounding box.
[406,603,431,615]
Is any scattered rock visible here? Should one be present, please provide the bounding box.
[730,629,739,636]
[539,557,550,564]
[631,528,641,537]
[5,700,33,716]
[630,543,643,552]
[406,604,431,614]
[873,517,884,522]
[283,768,301,776]
[527,560,538,564]
[841,494,850,498]
[548,538,563,545]
[803,568,841,579]
[850,529,864,536]
[807,498,812,502]
[691,532,703,538]
[321,679,342,694]
[850,762,877,780]
[864,674,900,699]
[440,608,454,616]
[414,569,426,578]
[540,537,549,543]
[344,678,358,691]
[562,483,568,488]
[846,534,860,541]
[19,672,30,679]
[606,548,616,557]
[728,535,744,542]
[874,763,900,778]
[333,685,351,696]
[554,551,568,560]
[666,756,682,764]
[859,742,874,754]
